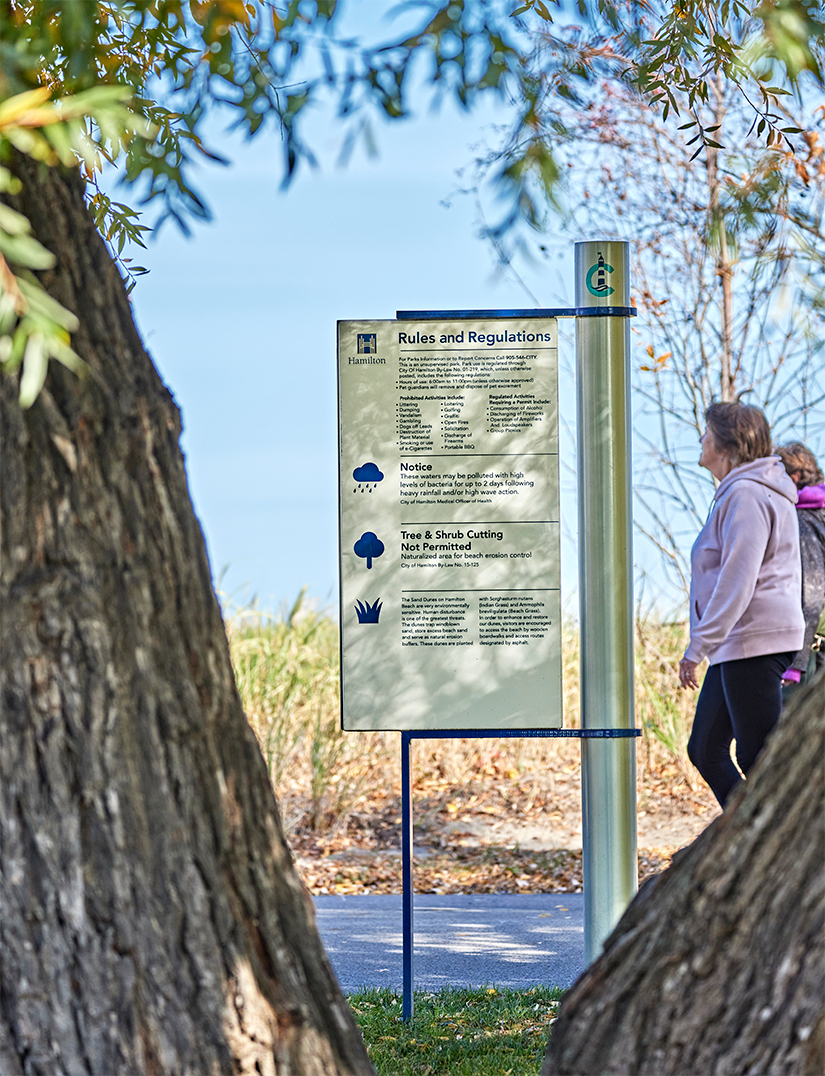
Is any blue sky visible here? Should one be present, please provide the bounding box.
[125,64,582,616]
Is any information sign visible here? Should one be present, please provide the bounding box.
[338,318,561,731]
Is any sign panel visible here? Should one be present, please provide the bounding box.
[338,318,561,731]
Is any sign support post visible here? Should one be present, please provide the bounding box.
[575,240,638,963]
[398,727,639,1021]
[401,732,414,1021]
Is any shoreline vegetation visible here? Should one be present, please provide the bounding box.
[227,594,713,895]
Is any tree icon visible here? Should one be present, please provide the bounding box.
[354,531,385,569]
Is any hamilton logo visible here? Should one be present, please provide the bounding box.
[357,333,377,354]
[586,253,614,297]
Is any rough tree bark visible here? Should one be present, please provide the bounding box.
[543,676,825,1076]
[0,157,373,1074]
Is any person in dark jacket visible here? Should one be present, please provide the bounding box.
[775,442,825,693]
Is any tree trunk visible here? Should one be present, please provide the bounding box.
[542,676,825,1076]
[708,74,735,403]
[0,157,373,1075]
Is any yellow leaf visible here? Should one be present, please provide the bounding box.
[0,88,52,127]
[221,0,250,25]
[191,0,250,29]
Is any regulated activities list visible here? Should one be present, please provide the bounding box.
[338,318,561,731]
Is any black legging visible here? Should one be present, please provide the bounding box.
[687,651,794,808]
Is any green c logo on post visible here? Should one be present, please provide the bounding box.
[586,255,615,297]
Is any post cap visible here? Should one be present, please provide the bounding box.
[575,241,630,309]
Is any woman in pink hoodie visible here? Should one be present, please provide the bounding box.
[776,442,825,691]
[679,403,805,807]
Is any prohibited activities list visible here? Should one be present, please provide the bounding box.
[338,318,562,731]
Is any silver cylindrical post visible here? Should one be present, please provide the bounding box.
[575,240,637,964]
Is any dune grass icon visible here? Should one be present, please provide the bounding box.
[355,598,382,624]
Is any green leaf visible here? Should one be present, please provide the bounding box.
[16,278,79,332]
[18,331,48,409]
[0,203,33,237]
[0,232,56,272]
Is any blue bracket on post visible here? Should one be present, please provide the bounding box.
[396,308,637,319]
[399,726,640,1021]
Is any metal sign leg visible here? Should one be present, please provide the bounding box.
[401,732,414,1021]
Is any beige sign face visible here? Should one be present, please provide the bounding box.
[338,318,561,731]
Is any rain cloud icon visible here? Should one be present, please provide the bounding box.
[353,461,384,493]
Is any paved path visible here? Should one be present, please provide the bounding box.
[314,893,586,993]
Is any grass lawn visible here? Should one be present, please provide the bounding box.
[350,985,563,1075]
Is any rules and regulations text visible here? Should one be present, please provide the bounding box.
[338,318,561,731]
